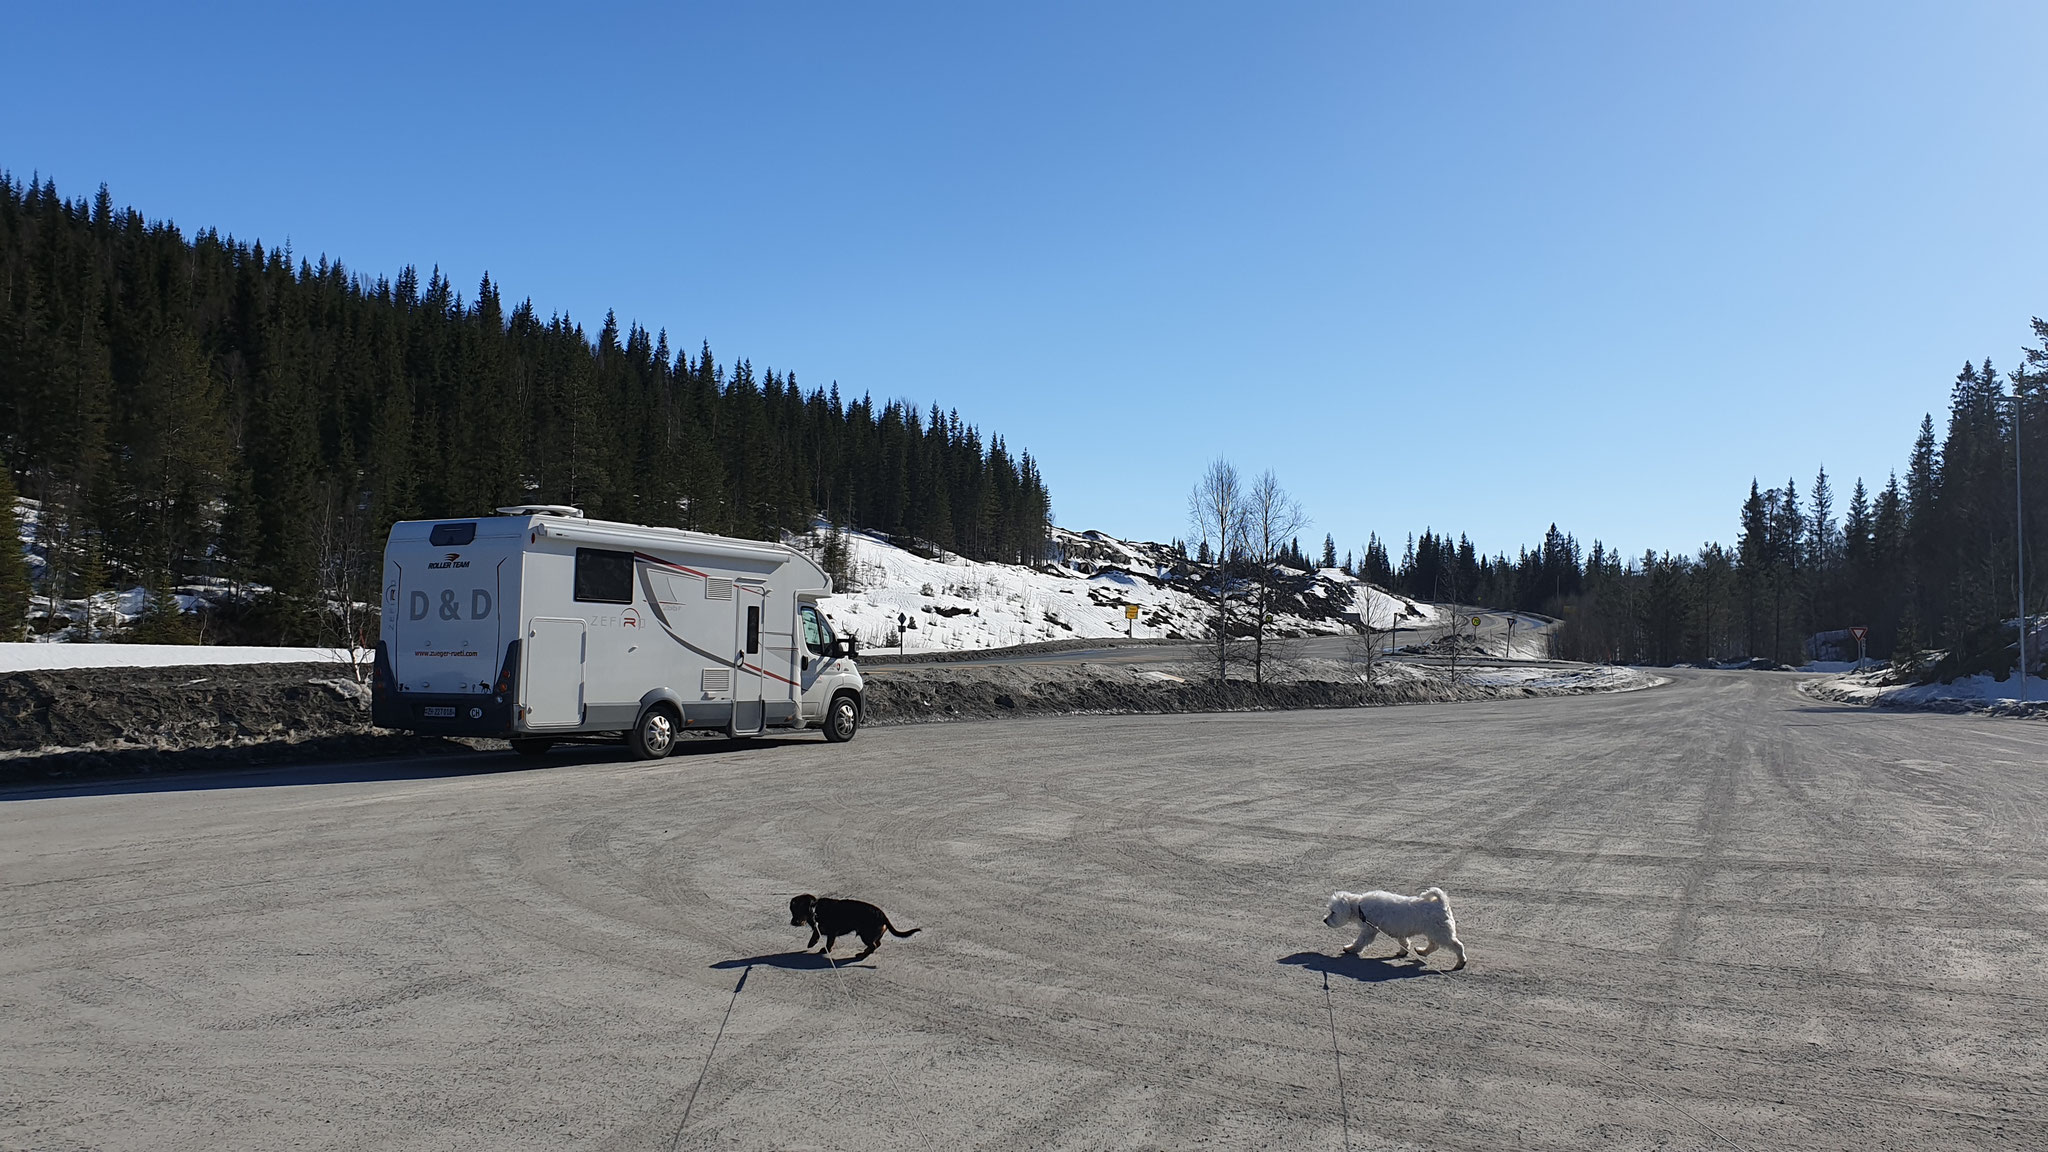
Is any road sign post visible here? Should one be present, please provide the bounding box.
[1125,603,1139,637]
[1849,625,1868,670]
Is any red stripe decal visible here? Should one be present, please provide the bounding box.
[635,552,708,579]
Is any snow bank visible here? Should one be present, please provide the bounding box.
[0,643,361,673]
[1803,669,2048,718]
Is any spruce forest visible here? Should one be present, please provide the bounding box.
[0,175,1052,643]
[1348,349,2047,670]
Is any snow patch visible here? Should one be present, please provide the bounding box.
[1806,669,2048,715]
[0,643,362,673]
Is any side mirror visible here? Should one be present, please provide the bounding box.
[841,636,859,659]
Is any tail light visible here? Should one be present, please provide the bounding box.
[494,641,521,698]
[371,642,395,693]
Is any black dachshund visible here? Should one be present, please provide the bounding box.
[789,894,921,961]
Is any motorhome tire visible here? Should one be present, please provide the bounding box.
[509,738,554,758]
[822,692,860,743]
[629,706,679,759]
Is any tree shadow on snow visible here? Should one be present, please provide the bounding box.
[1279,950,1440,983]
[711,951,877,972]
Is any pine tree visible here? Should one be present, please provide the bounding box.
[1903,412,1943,649]
[1871,474,1908,651]
[1769,478,1803,662]
[0,460,30,639]
[74,530,108,640]
[1804,465,1837,632]
[1842,476,1873,630]
[1736,480,1769,656]
[821,522,853,592]
[129,574,198,643]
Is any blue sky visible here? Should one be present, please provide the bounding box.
[6,2,2045,562]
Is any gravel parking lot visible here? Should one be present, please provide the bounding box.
[3,670,2043,1150]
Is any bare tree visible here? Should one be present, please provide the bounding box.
[1244,469,1307,685]
[1188,457,1247,682]
[1345,589,1390,687]
[1435,564,1468,686]
[314,477,377,682]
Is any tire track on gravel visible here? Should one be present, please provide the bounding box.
[788,773,1356,1126]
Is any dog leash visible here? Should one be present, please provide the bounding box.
[669,965,750,1151]
[811,911,859,1008]
[1320,970,1353,1152]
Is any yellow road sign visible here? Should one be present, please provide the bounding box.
[1125,605,1140,619]
[1470,615,1482,627]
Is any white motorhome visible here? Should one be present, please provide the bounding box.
[371,506,864,756]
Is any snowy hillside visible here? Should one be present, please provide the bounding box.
[13,497,266,643]
[6,495,1440,661]
[805,525,1437,654]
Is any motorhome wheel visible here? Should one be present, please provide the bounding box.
[823,693,860,743]
[629,706,678,759]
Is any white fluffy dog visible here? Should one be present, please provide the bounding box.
[1323,888,1467,969]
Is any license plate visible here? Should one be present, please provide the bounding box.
[423,706,456,718]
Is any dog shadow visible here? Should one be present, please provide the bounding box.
[1278,950,1439,983]
[710,951,877,972]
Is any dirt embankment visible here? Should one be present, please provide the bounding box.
[0,663,460,783]
[860,659,1645,724]
[0,656,1658,785]
[0,662,371,752]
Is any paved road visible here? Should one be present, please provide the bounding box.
[4,672,2043,1150]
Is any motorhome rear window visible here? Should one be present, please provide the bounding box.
[574,548,635,604]
[429,522,477,547]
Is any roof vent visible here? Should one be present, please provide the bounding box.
[495,505,585,519]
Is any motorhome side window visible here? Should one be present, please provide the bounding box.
[800,605,834,654]
[573,548,635,604]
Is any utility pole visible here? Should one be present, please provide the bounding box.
[2017,370,2032,704]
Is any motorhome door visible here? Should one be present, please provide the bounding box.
[732,588,765,734]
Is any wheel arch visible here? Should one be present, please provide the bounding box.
[834,687,863,721]
[637,686,688,719]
